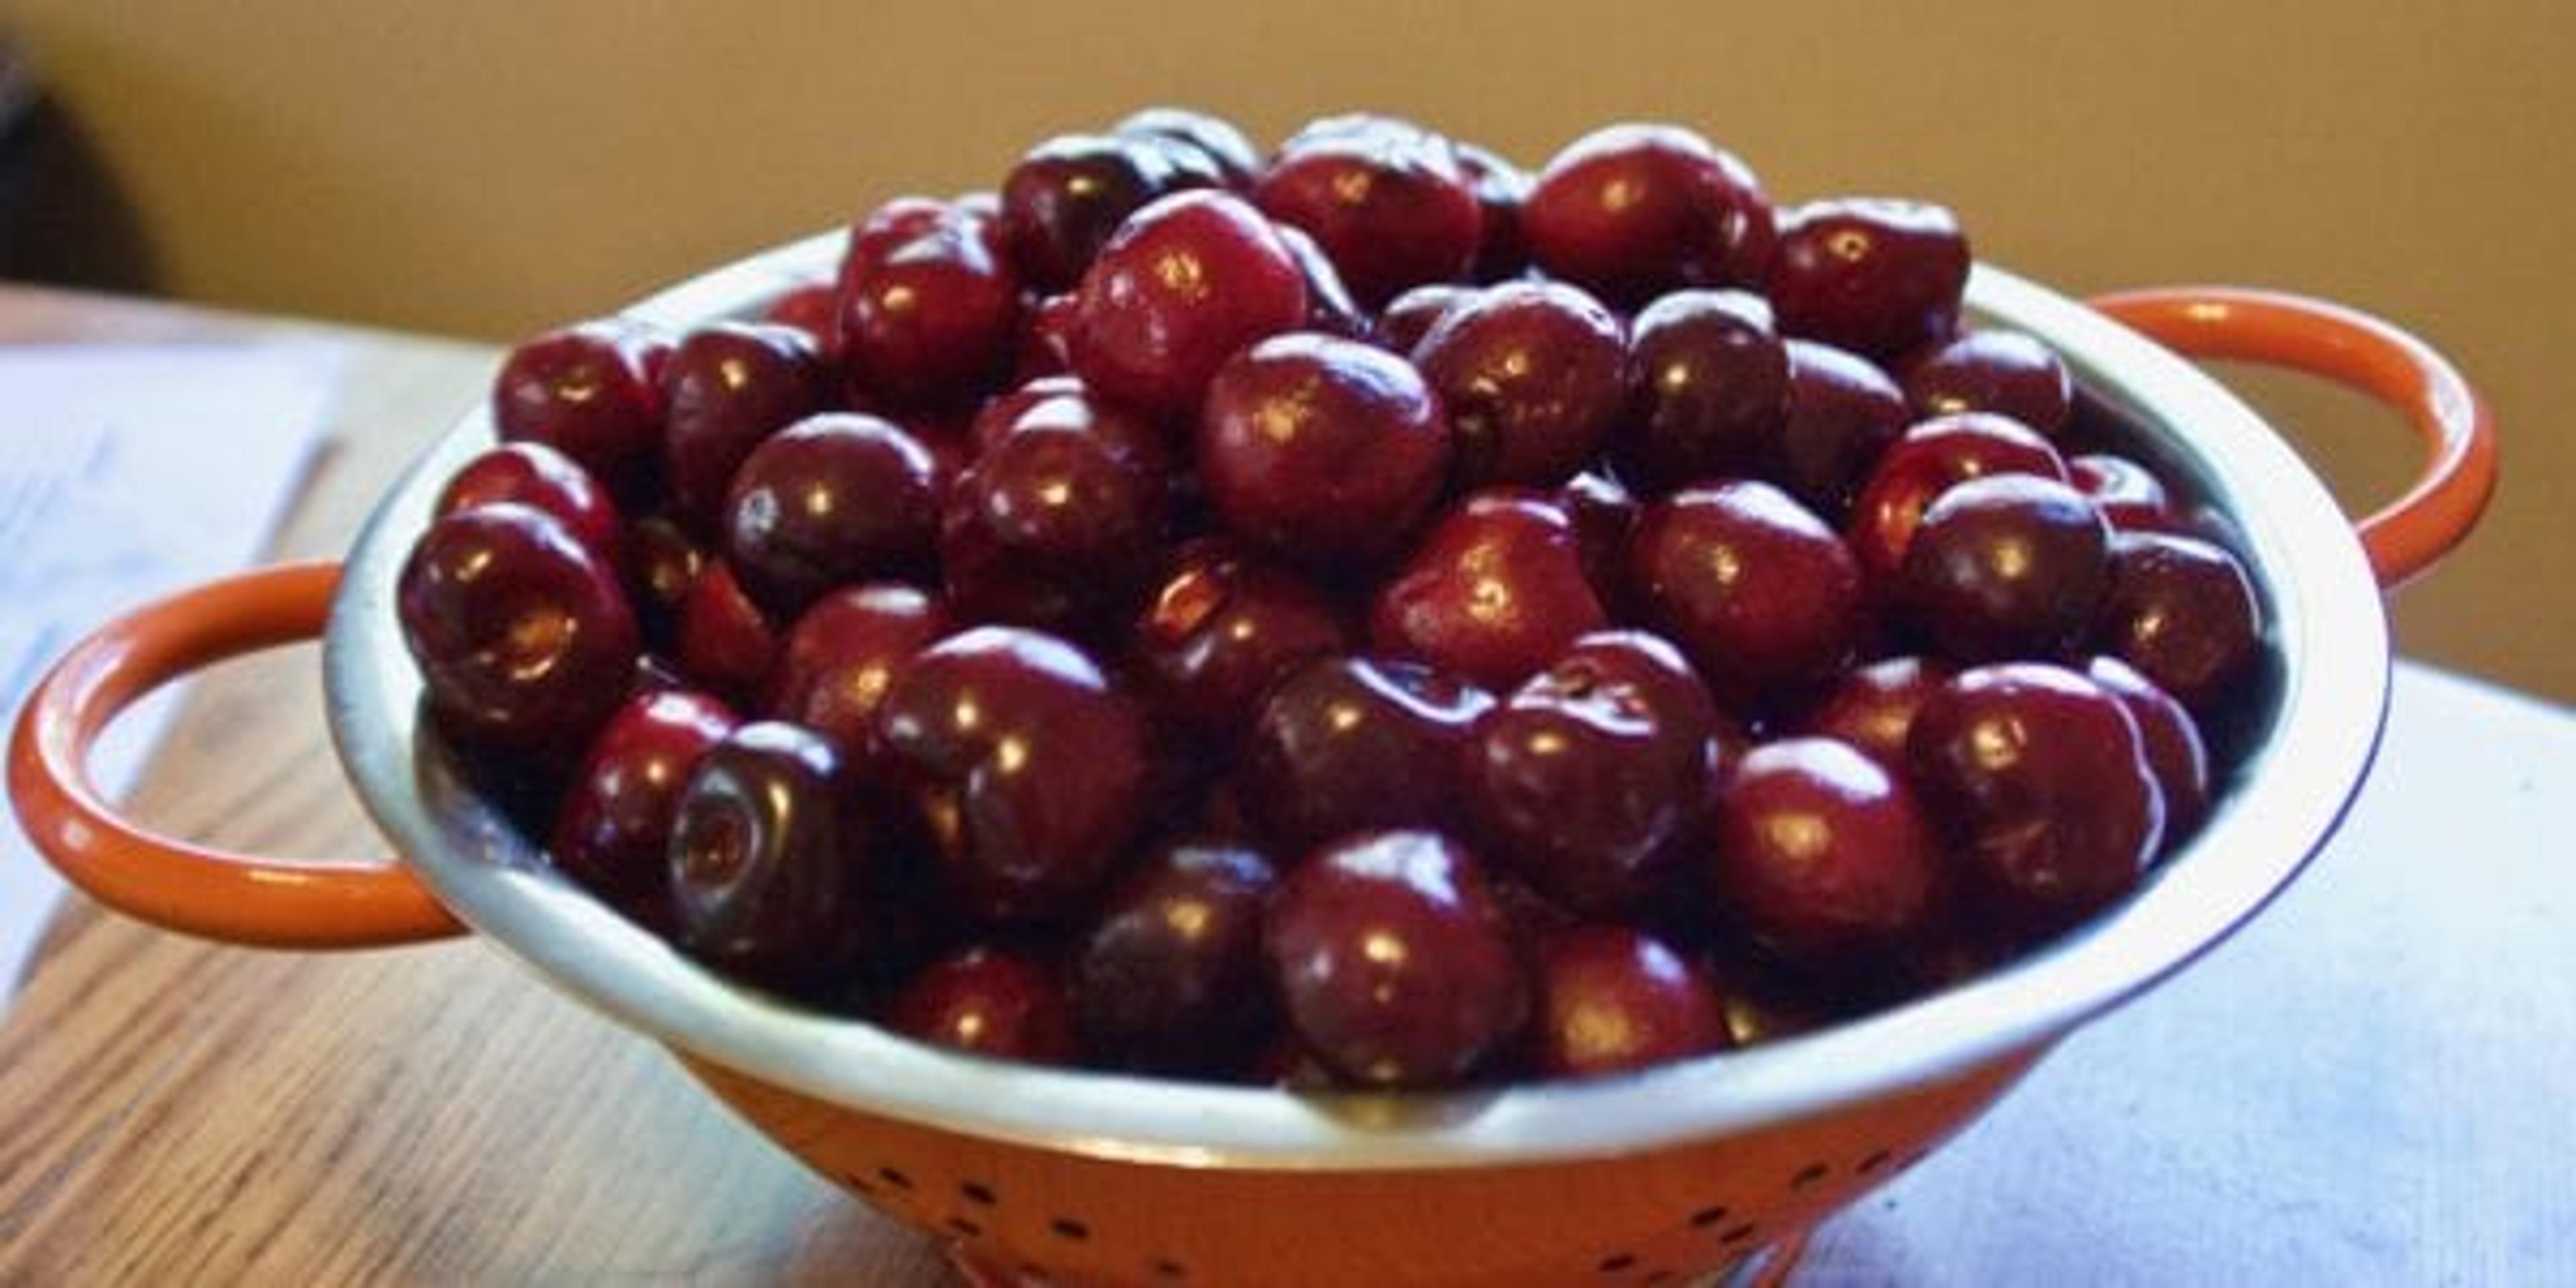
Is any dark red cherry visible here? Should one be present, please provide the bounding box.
[1254,116,1481,307]
[2085,655,2212,851]
[667,720,870,987]
[1075,839,1280,1073]
[1769,199,1970,362]
[722,412,942,614]
[1238,654,1493,850]
[1198,332,1452,568]
[1272,223,1373,341]
[941,384,1169,633]
[886,943,1081,1065]
[1612,288,1790,494]
[1531,924,1728,1078]
[876,627,1152,922]
[1558,470,1642,614]
[659,322,835,531]
[1466,631,1717,915]
[2092,531,2265,716]
[839,205,1023,409]
[674,559,781,710]
[1627,480,1866,715]
[1713,736,1947,973]
[1452,142,1532,282]
[768,584,950,775]
[2069,452,2183,534]
[1898,473,2112,663]
[491,320,669,499]
[1377,282,1470,355]
[1129,539,1353,747]
[841,197,953,284]
[1369,489,1609,693]
[433,441,623,572]
[1847,411,2070,582]
[759,278,840,355]
[1772,338,1909,520]
[1901,329,2073,438]
[1412,280,1627,488]
[625,513,707,646]
[1523,123,1776,307]
[1114,106,1263,191]
[1264,830,1530,1087]
[1909,663,2165,936]
[549,689,738,909]
[1068,189,1309,420]
[1798,655,1955,771]
[1002,133,1212,293]
[398,502,641,759]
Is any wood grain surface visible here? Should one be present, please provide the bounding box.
[1,284,2568,1286]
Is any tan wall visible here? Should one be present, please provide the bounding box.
[5,0,2571,702]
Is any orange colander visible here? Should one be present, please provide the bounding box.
[9,236,2493,1286]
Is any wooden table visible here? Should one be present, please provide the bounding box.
[2,284,2569,1285]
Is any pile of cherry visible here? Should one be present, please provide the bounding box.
[398,109,2267,1090]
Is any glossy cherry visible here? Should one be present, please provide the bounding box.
[838,205,1024,409]
[1768,199,1970,362]
[1001,132,1214,293]
[1522,123,1776,307]
[1627,480,1866,715]
[1264,830,1530,1087]
[398,502,641,758]
[1898,473,2112,663]
[1198,332,1452,568]
[1612,289,1789,494]
[433,441,623,572]
[1797,655,1955,771]
[876,626,1153,922]
[768,583,950,775]
[548,688,739,909]
[1254,115,1481,307]
[722,412,942,613]
[1847,411,2071,582]
[1075,839,1281,1073]
[1128,539,1353,747]
[1068,189,1309,420]
[1377,283,1469,355]
[1238,654,1493,850]
[941,382,1169,633]
[1466,631,1718,915]
[1114,106,1263,191]
[491,320,670,500]
[674,559,782,710]
[1772,339,1912,522]
[667,720,870,986]
[1908,663,2164,936]
[1901,329,2074,438]
[1529,924,1728,1079]
[1412,280,1628,488]
[1368,489,1609,692]
[1452,141,1532,282]
[2086,654,2212,851]
[885,943,1082,1065]
[2070,452,2183,534]
[659,321,835,531]
[1713,736,1947,973]
[2092,531,2265,715]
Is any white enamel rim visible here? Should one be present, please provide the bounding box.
[325,234,2389,1170]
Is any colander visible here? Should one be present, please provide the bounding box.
[8,232,2494,1287]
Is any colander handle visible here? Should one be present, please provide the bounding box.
[6,560,466,948]
[2088,286,2497,590]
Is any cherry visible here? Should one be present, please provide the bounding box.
[1712,736,1947,973]
[876,626,1153,922]
[1465,631,1717,915]
[491,320,669,499]
[548,688,739,911]
[1797,655,1955,771]
[1238,654,1493,850]
[1772,338,1910,520]
[1263,830,1530,1087]
[2092,531,2265,716]
[838,205,1023,409]
[768,583,950,775]
[1909,663,2164,936]
[722,412,942,614]
[1255,116,1482,308]
[674,559,782,711]
[1902,329,2074,438]
[1068,189,1309,420]
[841,197,953,284]
[1114,106,1262,191]
[1128,539,1353,747]
[1847,411,2070,582]
[1014,292,1081,382]
[1523,123,1776,307]
[433,441,623,572]
[398,502,641,759]
[1608,290,1784,494]
[1273,223,1373,341]
[1628,480,1866,715]
[885,943,1081,1065]
[1452,142,1532,282]
[1412,280,1628,488]
[1558,470,1642,614]
[1898,473,2112,663]
[1378,283,1470,355]
[1368,489,1609,692]
[1075,839,1280,1073]
[1000,132,1214,293]
[2070,452,2182,533]
[2085,655,2212,851]
[941,382,1169,633]
[659,322,834,532]
[1531,924,1729,1079]
[667,720,871,987]
[625,513,706,647]
[759,278,840,355]
[1198,332,1452,568]
[1768,199,1970,362]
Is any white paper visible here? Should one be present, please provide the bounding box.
[0,343,337,991]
